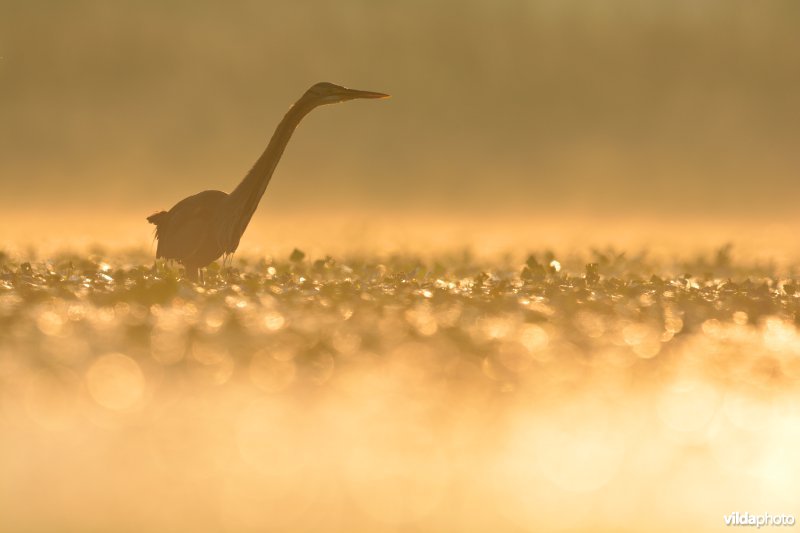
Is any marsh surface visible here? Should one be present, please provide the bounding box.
[2,248,799,531]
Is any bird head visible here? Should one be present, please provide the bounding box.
[303,82,390,106]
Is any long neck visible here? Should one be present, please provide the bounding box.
[225,96,317,243]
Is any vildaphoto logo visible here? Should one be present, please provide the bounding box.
[724,512,796,528]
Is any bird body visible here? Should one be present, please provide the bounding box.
[147,82,388,280]
[147,190,228,271]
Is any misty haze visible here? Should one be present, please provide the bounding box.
[1,2,800,532]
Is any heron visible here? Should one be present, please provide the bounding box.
[147,82,389,281]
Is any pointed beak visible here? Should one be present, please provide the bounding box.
[342,88,391,100]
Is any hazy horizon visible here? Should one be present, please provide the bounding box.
[2,0,799,219]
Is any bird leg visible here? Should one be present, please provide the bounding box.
[184,266,199,283]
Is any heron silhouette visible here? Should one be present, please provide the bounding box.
[147,82,389,281]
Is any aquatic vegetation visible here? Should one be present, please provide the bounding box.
[1,248,799,531]
[3,249,799,381]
